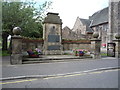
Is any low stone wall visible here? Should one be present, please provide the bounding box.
[62,40,91,51]
[22,38,44,52]
[22,38,91,53]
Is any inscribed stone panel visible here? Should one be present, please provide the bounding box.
[48,45,60,50]
[48,35,60,42]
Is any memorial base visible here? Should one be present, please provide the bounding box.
[11,54,22,64]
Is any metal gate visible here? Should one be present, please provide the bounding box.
[107,43,116,57]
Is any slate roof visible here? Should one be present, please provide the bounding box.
[89,7,108,27]
[79,18,93,33]
[62,26,71,31]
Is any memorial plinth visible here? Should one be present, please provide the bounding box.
[43,12,63,55]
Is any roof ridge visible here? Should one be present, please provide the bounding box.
[89,7,108,27]
[91,7,108,17]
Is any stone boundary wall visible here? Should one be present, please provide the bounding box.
[62,40,91,51]
[22,38,91,52]
[22,38,44,52]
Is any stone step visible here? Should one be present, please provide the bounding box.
[23,57,81,61]
[22,56,92,64]
[22,59,84,64]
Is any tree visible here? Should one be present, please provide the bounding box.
[2,0,52,50]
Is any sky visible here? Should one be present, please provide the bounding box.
[50,0,109,29]
[23,0,109,29]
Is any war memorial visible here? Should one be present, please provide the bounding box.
[10,0,120,65]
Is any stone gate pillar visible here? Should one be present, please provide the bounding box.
[113,39,120,58]
[43,12,63,55]
[91,32,101,59]
[113,34,120,58]
[11,27,22,64]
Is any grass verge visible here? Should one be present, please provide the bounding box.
[0,50,10,56]
[101,53,107,56]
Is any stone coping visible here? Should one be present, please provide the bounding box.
[113,39,120,41]
[90,39,101,41]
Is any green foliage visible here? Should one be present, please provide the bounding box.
[0,50,10,56]
[0,41,2,49]
[2,0,52,38]
[101,53,107,56]
[22,36,43,40]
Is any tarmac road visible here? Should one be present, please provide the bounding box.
[2,56,119,79]
[2,68,119,88]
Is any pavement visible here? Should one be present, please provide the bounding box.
[2,56,10,66]
[1,55,119,81]
[2,55,92,65]
[2,55,117,65]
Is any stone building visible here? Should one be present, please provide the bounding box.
[72,17,93,39]
[89,7,109,47]
[62,26,78,40]
[62,7,109,47]
[62,17,93,40]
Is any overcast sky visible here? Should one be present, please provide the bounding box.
[31,0,109,29]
